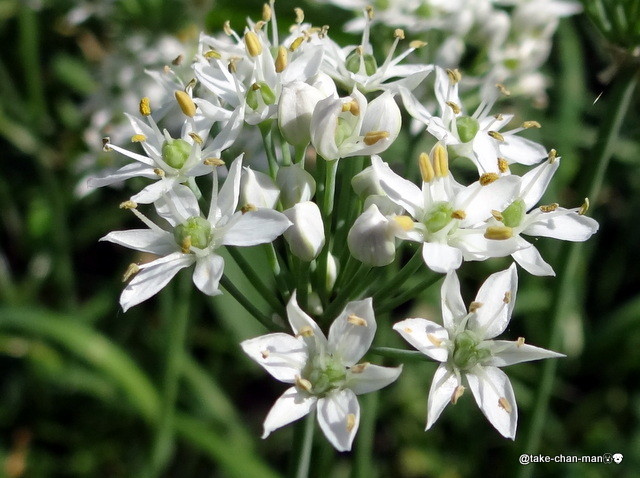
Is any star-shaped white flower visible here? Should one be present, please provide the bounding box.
[241,293,402,451]
[394,263,563,439]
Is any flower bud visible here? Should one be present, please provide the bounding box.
[283,201,325,261]
[351,165,384,199]
[348,204,396,266]
[276,163,316,209]
[278,81,326,147]
[240,167,280,209]
[162,138,192,169]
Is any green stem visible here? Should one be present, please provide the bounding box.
[220,275,281,331]
[265,243,294,300]
[290,411,315,478]
[351,392,378,478]
[376,272,442,314]
[518,65,638,478]
[322,263,371,321]
[371,347,432,363]
[371,246,423,304]
[261,122,279,179]
[316,159,339,303]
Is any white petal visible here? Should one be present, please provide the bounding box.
[455,176,520,226]
[241,334,308,382]
[393,318,449,362]
[192,254,225,296]
[469,263,518,339]
[523,209,599,241]
[215,154,243,219]
[466,366,518,439]
[471,133,500,174]
[120,252,194,311]
[240,167,280,209]
[283,202,325,261]
[519,160,560,210]
[154,184,202,226]
[422,241,462,273]
[328,298,376,366]
[440,270,467,331]
[100,229,175,256]
[87,163,156,188]
[484,340,564,367]
[262,387,317,438]
[317,389,360,452]
[222,209,291,246]
[426,363,459,430]
[286,292,328,353]
[499,135,547,166]
[512,243,555,276]
[346,363,403,395]
[347,204,396,267]
[372,156,424,217]
[310,96,341,160]
[131,178,178,204]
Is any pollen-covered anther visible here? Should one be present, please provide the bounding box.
[488,131,505,142]
[253,20,266,32]
[228,57,240,74]
[102,137,112,151]
[547,148,558,163]
[494,113,504,121]
[223,20,233,36]
[172,54,184,66]
[516,337,525,347]
[204,49,221,59]
[244,31,262,57]
[479,172,499,186]
[189,132,203,144]
[262,3,272,21]
[319,25,330,38]
[496,83,511,96]
[153,168,165,177]
[431,143,449,177]
[522,120,541,129]
[579,198,590,215]
[139,97,151,116]
[484,226,513,240]
[275,46,288,73]
[289,36,304,51]
[122,263,140,282]
[365,5,374,20]
[539,203,559,213]
[393,215,415,231]
[503,291,511,304]
[294,7,304,23]
[131,134,146,143]
[409,40,427,49]
[295,376,313,392]
[498,397,512,413]
[446,101,461,115]
[418,152,435,182]
[346,413,357,431]
[363,130,390,145]
[427,333,442,347]
[350,362,369,373]
[181,236,192,254]
[298,326,314,338]
[451,210,466,220]
[347,314,367,326]
[469,301,483,313]
[491,209,504,221]
[261,349,270,359]
[175,90,196,117]
[446,68,461,84]
[204,157,225,167]
[451,385,465,404]
[394,28,405,39]
[119,200,137,210]
[341,99,360,116]
[241,204,257,214]
[498,157,509,173]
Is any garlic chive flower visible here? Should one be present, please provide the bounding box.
[394,264,563,439]
[241,293,402,451]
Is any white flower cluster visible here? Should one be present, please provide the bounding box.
[91,2,598,449]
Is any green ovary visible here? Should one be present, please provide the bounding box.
[174,216,212,249]
[452,331,491,371]
[162,138,191,169]
[424,202,455,234]
[345,51,378,76]
[501,199,526,228]
[305,354,346,395]
[456,115,480,143]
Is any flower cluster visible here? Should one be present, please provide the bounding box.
[92,2,598,450]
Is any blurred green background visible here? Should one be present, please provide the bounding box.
[1,0,639,476]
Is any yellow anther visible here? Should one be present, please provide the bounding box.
[498,157,509,173]
[102,137,111,151]
[451,385,465,404]
[484,226,514,240]
[431,142,449,177]
[503,291,511,304]
[223,20,233,36]
[491,210,504,222]
[275,46,288,73]
[365,5,374,20]
[469,301,483,313]
[175,90,196,117]
[363,131,390,146]
[261,350,270,359]
[254,20,266,32]
[294,7,304,23]
[172,54,184,66]
[153,168,166,177]
[163,65,172,74]
[319,25,330,38]
[241,204,257,214]
[262,3,272,21]
[186,78,197,93]
[539,203,559,213]
[394,28,405,40]
[516,337,525,347]
[403,327,413,333]
[350,362,369,373]
[488,131,505,142]
[479,172,499,186]
[131,134,146,143]
[496,83,511,96]
[522,120,541,129]
[181,236,192,253]
[451,210,466,220]
[122,263,140,282]
[289,36,304,51]
[119,200,137,209]
[347,314,367,326]
[446,68,462,84]
[204,49,221,59]
[251,82,262,91]
[494,113,504,121]
[298,326,314,337]
[342,99,360,116]
[228,57,239,73]
[139,97,151,116]
[189,132,203,144]
[204,157,225,167]
[427,333,442,347]
[390,216,412,232]
[346,413,357,431]
[244,31,263,57]
[579,198,590,215]
[498,397,512,414]
[409,40,427,49]
[547,149,558,163]
[446,101,461,115]
[295,376,313,392]
[418,152,435,183]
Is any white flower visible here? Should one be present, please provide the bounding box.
[100,155,291,311]
[394,264,563,439]
[283,201,325,261]
[311,88,401,161]
[241,293,402,451]
[278,81,331,147]
[347,204,397,267]
[276,163,316,209]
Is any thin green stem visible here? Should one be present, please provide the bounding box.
[220,275,281,331]
[377,272,442,314]
[261,122,279,179]
[371,347,432,363]
[371,247,423,304]
[315,159,339,304]
[351,392,378,478]
[265,243,294,300]
[290,411,315,478]
[322,263,371,321]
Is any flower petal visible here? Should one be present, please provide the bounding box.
[484,340,565,367]
[372,156,424,218]
[422,241,462,273]
[100,229,175,256]
[241,333,308,383]
[87,162,156,188]
[262,387,317,438]
[466,366,518,439]
[523,209,599,241]
[393,318,449,362]
[317,389,360,452]
[222,209,292,247]
[215,154,243,219]
[286,292,328,353]
[328,298,376,366]
[192,254,225,296]
[441,271,467,332]
[512,243,556,277]
[426,363,459,430]
[346,363,403,395]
